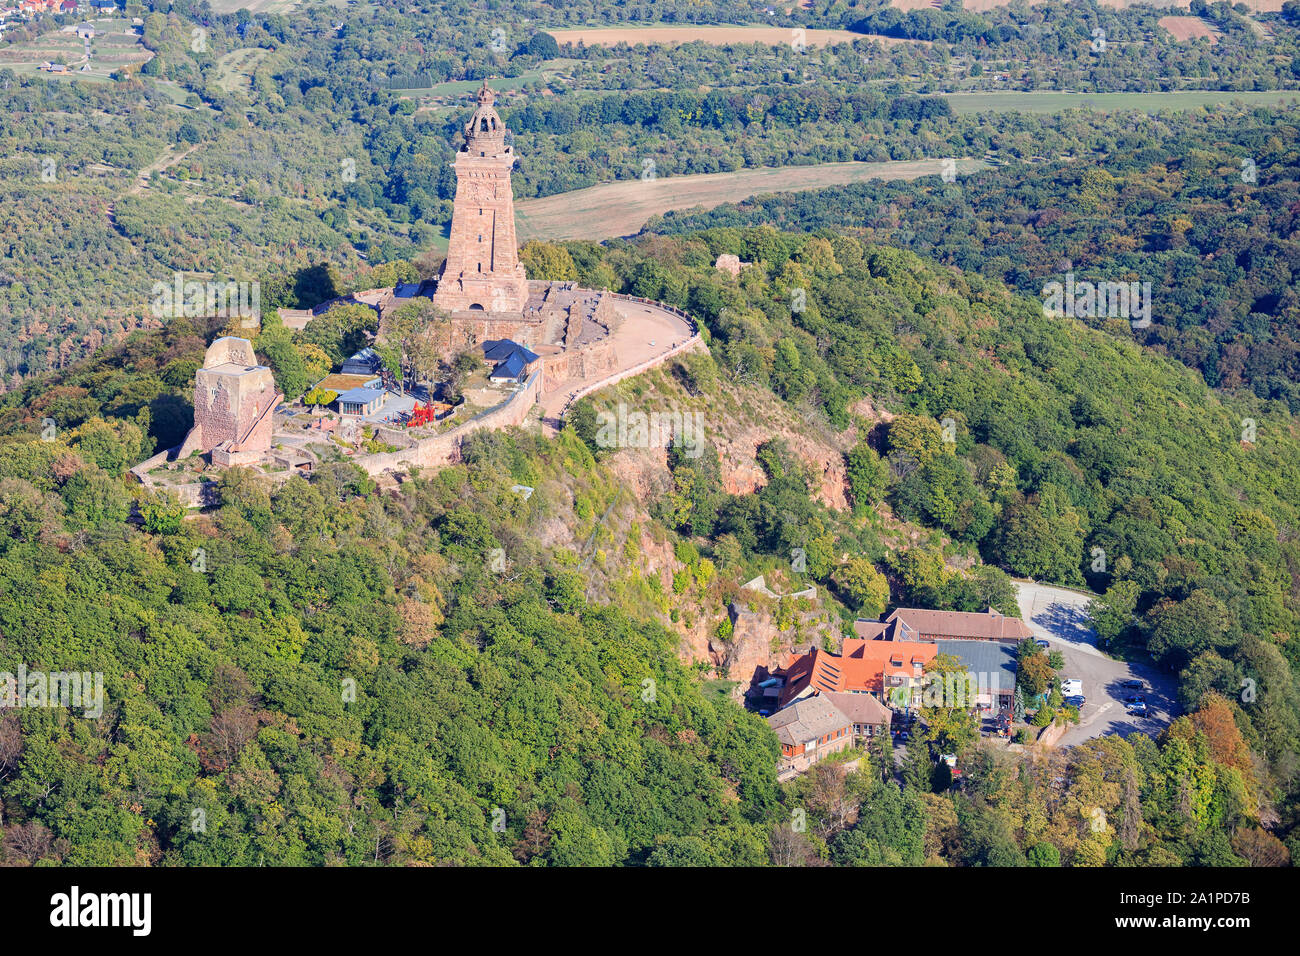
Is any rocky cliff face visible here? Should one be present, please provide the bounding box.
[714,425,849,510]
[554,356,876,697]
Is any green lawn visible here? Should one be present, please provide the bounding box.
[946,89,1300,114]
[391,60,582,98]
[701,679,739,705]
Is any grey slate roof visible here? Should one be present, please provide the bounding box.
[482,339,539,364]
[822,691,892,727]
[767,695,850,747]
[934,639,1018,690]
[341,347,383,375]
[337,386,385,405]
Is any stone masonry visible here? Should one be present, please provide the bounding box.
[178,336,281,466]
[432,81,530,314]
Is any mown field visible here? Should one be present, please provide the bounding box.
[215,47,278,93]
[1157,15,1222,42]
[945,89,1300,114]
[548,25,926,48]
[393,62,584,99]
[893,0,1285,8]
[0,22,151,74]
[514,158,986,241]
[206,0,300,12]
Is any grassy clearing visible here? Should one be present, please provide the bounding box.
[1157,16,1222,43]
[945,89,1300,114]
[206,0,299,12]
[215,47,275,93]
[894,0,1285,8]
[548,25,924,48]
[515,158,987,241]
[390,59,587,102]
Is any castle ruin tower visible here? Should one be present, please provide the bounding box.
[432,80,530,314]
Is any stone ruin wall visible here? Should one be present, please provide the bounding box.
[539,337,619,394]
[355,369,542,477]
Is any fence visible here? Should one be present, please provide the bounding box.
[557,293,704,419]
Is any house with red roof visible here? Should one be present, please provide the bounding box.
[767,696,854,779]
[778,638,939,710]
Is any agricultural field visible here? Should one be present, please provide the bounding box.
[0,31,86,68]
[548,25,924,48]
[215,47,278,93]
[206,0,366,9]
[0,21,151,78]
[514,158,986,241]
[393,62,583,100]
[889,0,1285,8]
[1157,15,1222,43]
[944,89,1300,114]
[206,0,300,12]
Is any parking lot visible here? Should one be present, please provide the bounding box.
[1015,581,1178,747]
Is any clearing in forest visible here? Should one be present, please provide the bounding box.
[216,47,276,92]
[514,159,986,241]
[945,89,1300,114]
[1157,16,1222,43]
[548,25,923,48]
[889,0,1284,8]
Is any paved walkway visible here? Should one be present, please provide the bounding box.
[538,297,695,431]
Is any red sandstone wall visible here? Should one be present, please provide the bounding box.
[355,370,542,476]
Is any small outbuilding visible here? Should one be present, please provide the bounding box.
[482,339,538,385]
[341,347,384,376]
[337,386,386,417]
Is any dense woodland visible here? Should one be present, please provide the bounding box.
[1,228,1297,865]
[1,0,1298,867]
[653,111,1300,409]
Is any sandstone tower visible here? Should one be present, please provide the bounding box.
[433,80,530,314]
[179,336,281,466]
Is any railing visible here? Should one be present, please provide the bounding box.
[607,292,699,334]
[556,294,703,420]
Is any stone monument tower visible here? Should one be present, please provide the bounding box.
[432,80,530,314]
[178,336,281,466]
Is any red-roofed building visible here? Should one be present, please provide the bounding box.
[778,638,938,709]
[768,696,855,779]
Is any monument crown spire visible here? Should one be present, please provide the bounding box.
[463,80,507,155]
[433,79,529,314]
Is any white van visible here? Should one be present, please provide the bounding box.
[1061,678,1083,697]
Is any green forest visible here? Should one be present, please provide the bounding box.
[652,111,1300,409]
[1,0,1298,872]
[2,228,1297,865]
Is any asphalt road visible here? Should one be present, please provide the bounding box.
[1014,581,1178,747]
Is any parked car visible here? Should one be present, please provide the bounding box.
[1122,694,1145,704]
[1122,678,1145,690]
[1061,678,1083,697]
[1127,702,1149,716]
[1035,639,1050,648]
[1065,695,1086,708]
